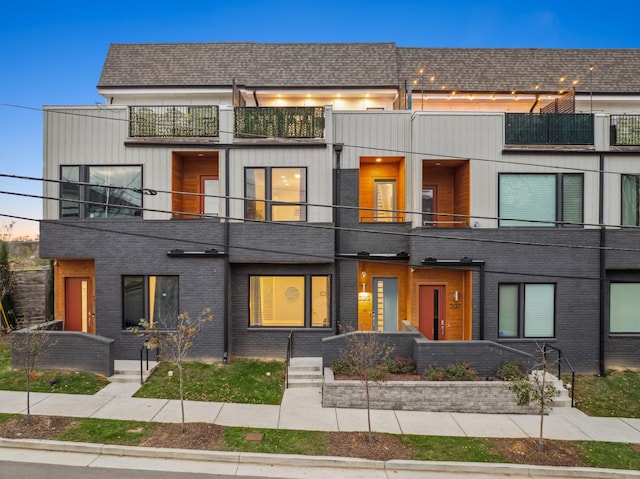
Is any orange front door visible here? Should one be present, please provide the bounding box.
[419,285,446,340]
[65,277,91,333]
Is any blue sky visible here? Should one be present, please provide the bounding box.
[1,0,639,238]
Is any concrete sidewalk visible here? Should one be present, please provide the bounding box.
[2,383,640,478]
[1,385,640,444]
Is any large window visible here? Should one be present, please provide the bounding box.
[249,275,330,327]
[610,283,640,333]
[245,167,306,221]
[622,175,640,226]
[498,283,555,338]
[123,276,179,330]
[61,165,142,219]
[499,173,583,227]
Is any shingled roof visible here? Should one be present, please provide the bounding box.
[98,42,399,89]
[98,42,640,94]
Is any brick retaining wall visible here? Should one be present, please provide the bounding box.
[322,368,538,414]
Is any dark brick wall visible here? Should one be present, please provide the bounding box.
[40,220,227,360]
[322,331,421,368]
[229,263,335,358]
[12,328,114,376]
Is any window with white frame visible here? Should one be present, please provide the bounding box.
[249,275,330,328]
[122,276,179,330]
[61,165,142,219]
[499,173,583,227]
[610,282,640,333]
[621,175,640,226]
[499,283,555,338]
[245,167,307,221]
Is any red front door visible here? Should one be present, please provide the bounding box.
[419,285,446,340]
[65,277,90,332]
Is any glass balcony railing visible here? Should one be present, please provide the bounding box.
[505,113,594,145]
[129,106,219,137]
[234,106,325,139]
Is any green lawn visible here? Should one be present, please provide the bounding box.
[0,343,109,394]
[571,370,640,418]
[134,360,285,404]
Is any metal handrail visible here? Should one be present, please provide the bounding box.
[139,343,159,385]
[543,343,575,407]
[285,330,293,389]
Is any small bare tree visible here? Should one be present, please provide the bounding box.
[132,308,213,432]
[12,318,55,424]
[508,343,559,451]
[335,329,393,443]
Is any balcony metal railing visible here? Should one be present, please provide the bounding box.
[234,106,325,139]
[611,115,640,146]
[505,113,594,145]
[129,106,219,138]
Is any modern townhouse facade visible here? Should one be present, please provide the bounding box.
[40,42,640,374]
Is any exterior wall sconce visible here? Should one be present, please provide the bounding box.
[358,282,370,302]
[453,291,459,302]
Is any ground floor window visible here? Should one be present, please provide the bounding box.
[610,282,640,333]
[249,275,330,327]
[498,283,555,338]
[123,276,179,330]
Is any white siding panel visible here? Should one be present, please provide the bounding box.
[603,155,640,227]
[43,106,129,219]
[333,112,412,169]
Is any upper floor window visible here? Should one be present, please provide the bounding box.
[123,275,179,330]
[245,167,306,221]
[499,173,583,227]
[61,165,142,219]
[622,175,640,226]
[499,283,555,338]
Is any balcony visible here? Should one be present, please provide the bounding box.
[234,106,325,139]
[505,113,594,145]
[611,115,640,146]
[129,106,219,138]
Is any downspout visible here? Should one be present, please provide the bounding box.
[333,143,343,335]
[223,146,231,364]
[252,90,259,107]
[479,263,485,340]
[599,154,606,376]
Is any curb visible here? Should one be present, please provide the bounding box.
[1,437,639,478]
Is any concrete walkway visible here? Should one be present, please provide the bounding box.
[1,382,640,477]
[1,384,640,444]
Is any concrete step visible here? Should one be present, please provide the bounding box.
[287,357,323,389]
[287,378,324,388]
[288,370,323,380]
[110,360,159,384]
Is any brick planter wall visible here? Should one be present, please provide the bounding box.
[322,368,538,414]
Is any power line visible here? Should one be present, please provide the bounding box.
[3,185,640,257]
[0,211,609,283]
[2,102,639,178]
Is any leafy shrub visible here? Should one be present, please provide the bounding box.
[331,357,359,376]
[496,360,526,381]
[385,354,417,375]
[424,362,477,381]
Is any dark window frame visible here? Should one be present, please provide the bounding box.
[244,167,308,222]
[60,164,143,219]
[498,282,556,339]
[248,274,331,328]
[122,275,179,331]
[498,173,583,227]
[621,174,640,226]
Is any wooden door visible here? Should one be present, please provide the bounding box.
[419,285,446,340]
[65,277,92,333]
